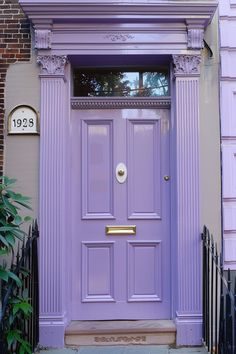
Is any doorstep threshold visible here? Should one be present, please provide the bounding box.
[65,320,176,335]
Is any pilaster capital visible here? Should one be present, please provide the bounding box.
[187,28,204,50]
[173,55,201,77]
[35,29,52,49]
[37,55,68,77]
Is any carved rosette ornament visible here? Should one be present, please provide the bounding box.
[187,28,204,49]
[173,55,201,77]
[37,55,68,76]
[35,30,52,49]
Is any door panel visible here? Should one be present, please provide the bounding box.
[127,241,162,302]
[71,108,170,320]
[82,120,114,219]
[82,242,115,302]
[127,119,161,219]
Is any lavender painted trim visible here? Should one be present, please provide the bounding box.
[173,55,201,76]
[187,28,204,49]
[19,0,218,28]
[38,56,69,347]
[35,30,52,49]
[37,55,67,76]
[71,97,171,110]
[173,54,202,345]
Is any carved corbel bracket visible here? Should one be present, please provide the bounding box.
[37,55,68,77]
[35,29,52,49]
[187,28,204,50]
[173,55,201,77]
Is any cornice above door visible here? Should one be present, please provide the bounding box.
[19,1,218,54]
[20,1,218,27]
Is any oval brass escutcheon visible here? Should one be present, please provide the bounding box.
[116,163,127,183]
[164,175,170,181]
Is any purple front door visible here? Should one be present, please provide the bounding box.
[71,108,170,320]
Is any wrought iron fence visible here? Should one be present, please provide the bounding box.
[0,221,39,353]
[202,225,236,354]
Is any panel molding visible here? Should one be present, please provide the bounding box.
[127,241,162,302]
[127,119,161,219]
[82,242,115,302]
[81,119,114,219]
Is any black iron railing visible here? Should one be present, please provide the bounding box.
[202,225,236,354]
[0,221,39,353]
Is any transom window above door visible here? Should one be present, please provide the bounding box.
[73,69,169,97]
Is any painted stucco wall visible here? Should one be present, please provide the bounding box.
[219,0,236,269]
[200,11,222,245]
[5,52,40,219]
[0,0,31,176]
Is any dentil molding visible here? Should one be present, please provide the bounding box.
[71,97,171,110]
[37,55,68,76]
[173,55,201,76]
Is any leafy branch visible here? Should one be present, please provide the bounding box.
[0,176,34,354]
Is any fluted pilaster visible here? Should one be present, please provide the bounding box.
[37,55,68,347]
[173,54,202,345]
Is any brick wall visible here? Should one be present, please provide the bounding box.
[0,0,31,175]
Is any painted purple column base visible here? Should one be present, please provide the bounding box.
[176,316,202,346]
[39,320,66,348]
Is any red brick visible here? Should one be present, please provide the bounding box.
[8,43,21,48]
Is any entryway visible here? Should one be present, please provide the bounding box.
[70,107,171,320]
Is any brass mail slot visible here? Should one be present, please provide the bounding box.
[106,225,136,236]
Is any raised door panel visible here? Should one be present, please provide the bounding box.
[127,119,161,219]
[127,241,162,302]
[82,242,115,302]
[81,120,114,219]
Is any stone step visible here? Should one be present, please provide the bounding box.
[65,320,176,347]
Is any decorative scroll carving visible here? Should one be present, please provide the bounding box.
[105,33,134,42]
[35,29,52,49]
[187,28,204,49]
[173,55,201,76]
[71,97,171,110]
[37,55,68,76]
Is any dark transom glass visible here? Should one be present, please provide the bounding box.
[73,69,169,97]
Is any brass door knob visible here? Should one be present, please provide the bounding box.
[164,175,170,181]
[118,169,125,177]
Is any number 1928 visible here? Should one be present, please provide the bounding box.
[12,118,35,128]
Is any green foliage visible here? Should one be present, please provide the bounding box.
[0,176,33,354]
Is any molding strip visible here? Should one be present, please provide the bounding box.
[71,97,171,110]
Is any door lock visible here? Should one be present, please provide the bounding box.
[164,175,170,181]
